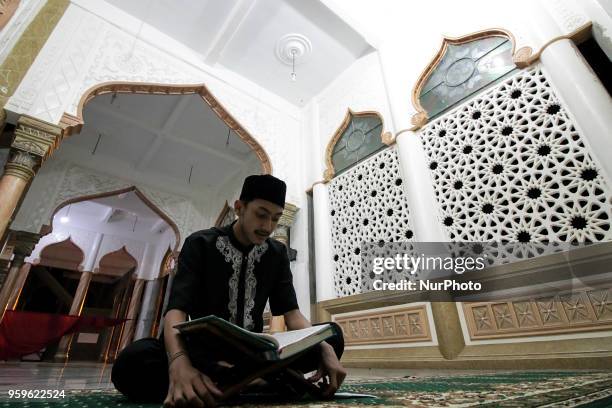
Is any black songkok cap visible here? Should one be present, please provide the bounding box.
[239,174,286,208]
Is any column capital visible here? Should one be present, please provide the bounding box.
[11,115,63,160]
[278,202,299,228]
[10,230,41,258]
[273,203,299,258]
[4,116,63,181]
[3,150,37,181]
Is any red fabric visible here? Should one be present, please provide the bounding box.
[0,310,126,360]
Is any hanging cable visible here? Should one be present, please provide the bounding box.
[92,133,102,155]
[226,127,231,147]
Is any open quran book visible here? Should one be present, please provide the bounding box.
[174,315,334,361]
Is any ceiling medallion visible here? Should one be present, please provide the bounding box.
[275,33,312,66]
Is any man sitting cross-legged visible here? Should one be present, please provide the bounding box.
[111,175,346,407]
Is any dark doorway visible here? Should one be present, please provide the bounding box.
[577,36,612,96]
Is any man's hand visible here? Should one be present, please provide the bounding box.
[164,356,223,407]
[307,342,347,398]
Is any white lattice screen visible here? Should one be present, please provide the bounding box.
[327,67,612,298]
[420,67,612,245]
[329,147,414,297]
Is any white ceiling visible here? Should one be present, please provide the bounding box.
[103,0,373,105]
[54,191,171,235]
[60,92,262,200]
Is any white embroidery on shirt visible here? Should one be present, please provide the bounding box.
[243,242,268,330]
[215,236,269,331]
[216,236,242,327]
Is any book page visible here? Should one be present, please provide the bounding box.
[271,325,329,350]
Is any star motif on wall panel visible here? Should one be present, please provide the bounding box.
[419,68,612,263]
[329,146,414,296]
[383,317,395,336]
[370,319,381,336]
[588,290,612,320]
[396,316,408,335]
[513,302,537,327]
[560,294,591,322]
[473,307,493,331]
[492,304,515,329]
[537,299,563,324]
[360,320,369,338]
[408,314,422,334]
[349,321,358,339]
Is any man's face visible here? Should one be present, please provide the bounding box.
[235,199,284,245]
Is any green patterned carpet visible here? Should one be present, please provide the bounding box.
[1,372,611,407]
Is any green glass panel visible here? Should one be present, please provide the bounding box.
[420,37,515,119]
[332,114,384,175]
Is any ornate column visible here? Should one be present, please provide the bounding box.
[0,230,40,318]
[0,116,62,240]
[269,203,299,332]
[133,279,161,341]
[0,239,13,288]
[118,278,145,350]
[54,271,92,360]
[395,132,448,242]
[312,183,336,302]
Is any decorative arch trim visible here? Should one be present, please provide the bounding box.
[38,237,85,271]
[97,245,138,277]
[46,186,181,254]
[323,109,392,181]
[59,81,272,174]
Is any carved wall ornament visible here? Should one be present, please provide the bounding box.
[323,109,390,181]
[512,22,592,68]
[59,82,272,174]
[463,286,612,340]
[335,305,431,345]
[11,115,62,161]
[278,202,299,228]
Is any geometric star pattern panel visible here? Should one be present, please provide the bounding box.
[329,147,414,297]
[420,68,612,248]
